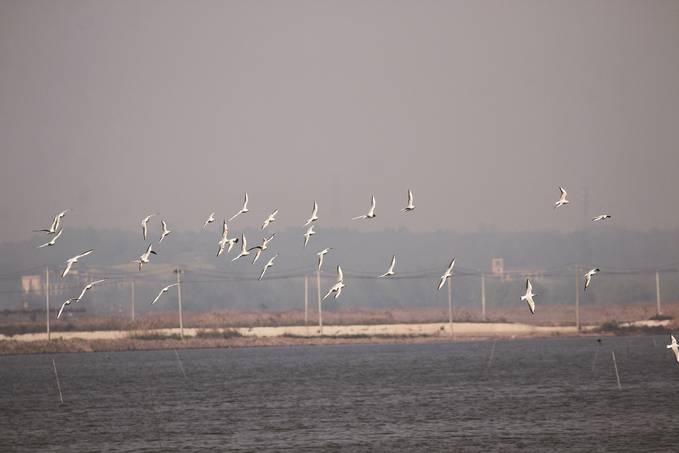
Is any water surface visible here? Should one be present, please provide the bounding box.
[1,336,677,452]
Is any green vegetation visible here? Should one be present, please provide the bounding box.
[195,329,242,339]
[130,332,183,341]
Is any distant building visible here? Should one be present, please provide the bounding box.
[21,275,42,295]
[491,258,544,282]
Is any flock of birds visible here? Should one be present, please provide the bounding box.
[31,187,679,364]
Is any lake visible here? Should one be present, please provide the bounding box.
[1,336,677,452]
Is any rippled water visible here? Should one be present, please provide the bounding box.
[1,336,678,452]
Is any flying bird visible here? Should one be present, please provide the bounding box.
[249,233,276,264]
[584,268,600,291]
[317,248,332,271]
[592,214,612,222]
[379,255,396,278]
[323,265,346,300]
[554,186,570,209]
[159,220,171,243]
[232,234,250,261]
[666,334,679,364]
[57,279,106,319]
[228,193,249,222]
[203,212,216,229]
[437,259,455,290]
[304,201,319,226]
[38,228,63,248]
[134,243,157,271]
[151,283,179,305]
[352,195,376,220]
[259,254,279,280]
[304,225,315,247]
[141,213,158,240]
[521,278,536,314]
[401,190,415,212]
[56,298,77,320]
[34,209,70,235]
[61,249,94,278]
[261,209,278,230]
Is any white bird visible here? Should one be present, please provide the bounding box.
[38,228,63,248]
[262,209,278,230]
[352,195,376,220]
[259,254,279,280]
[134,243,157,271]
[323,265,346,300]
[217,221,239,257]
[151,283,179,305]
[34,209,70,235]
[203,212,216,229]
[159,220,171,243]
[401,190,415,212]
[437,259,455,290]
[61,249,94,278]
[304,225,315,247]
[57,279,106,319]
[249,233,276,264]
[304,201,319,226]
[521,278,536,314]
[232,234,250,261]
[56,298,77,320]
[666,334,679,364]
[228,193,249,222]
[379,255,396,278]
[141,213,158,240]
[554,186,570,209]
[317,248,332,271]
[584,268,600,291]
[592,214,612,222]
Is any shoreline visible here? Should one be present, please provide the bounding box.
[0,321,597,356]
[0,320,667,356]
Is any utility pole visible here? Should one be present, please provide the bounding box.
[448,278,453,337]
[656,271,662,315]
[130,279,136,322]
[45,267,50,342]
[304,275,309,334]
[317,270,323,335]
[575,267,581,332]
[481,274,486,322]
[176,267,184,339]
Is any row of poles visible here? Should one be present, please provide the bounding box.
[42,266,669,341]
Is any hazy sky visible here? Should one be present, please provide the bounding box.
[1,0,678,241]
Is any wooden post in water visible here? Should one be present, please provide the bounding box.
[174,348,187,379]
[447,278,453,337]
[611,351,622,390]
[45,267,50,342]
[481,274,486,322]
[317,270,323,335]
[575,268,581,332]
[304,275,309,334]
[176,267,184,339]
[52,358,63,404]
[656,271,662,316]
[130,279,136,322]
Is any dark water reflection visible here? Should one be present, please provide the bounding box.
[1,336,678,452]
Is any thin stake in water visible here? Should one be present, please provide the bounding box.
[486,339,497,369]
[611,351,622,390]
[174,348,187,379]
[52,358,64,404]
[592,342,601,372]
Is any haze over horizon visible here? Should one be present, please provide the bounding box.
[1,1,678,241]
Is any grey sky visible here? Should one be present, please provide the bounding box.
[1,1,678,241]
